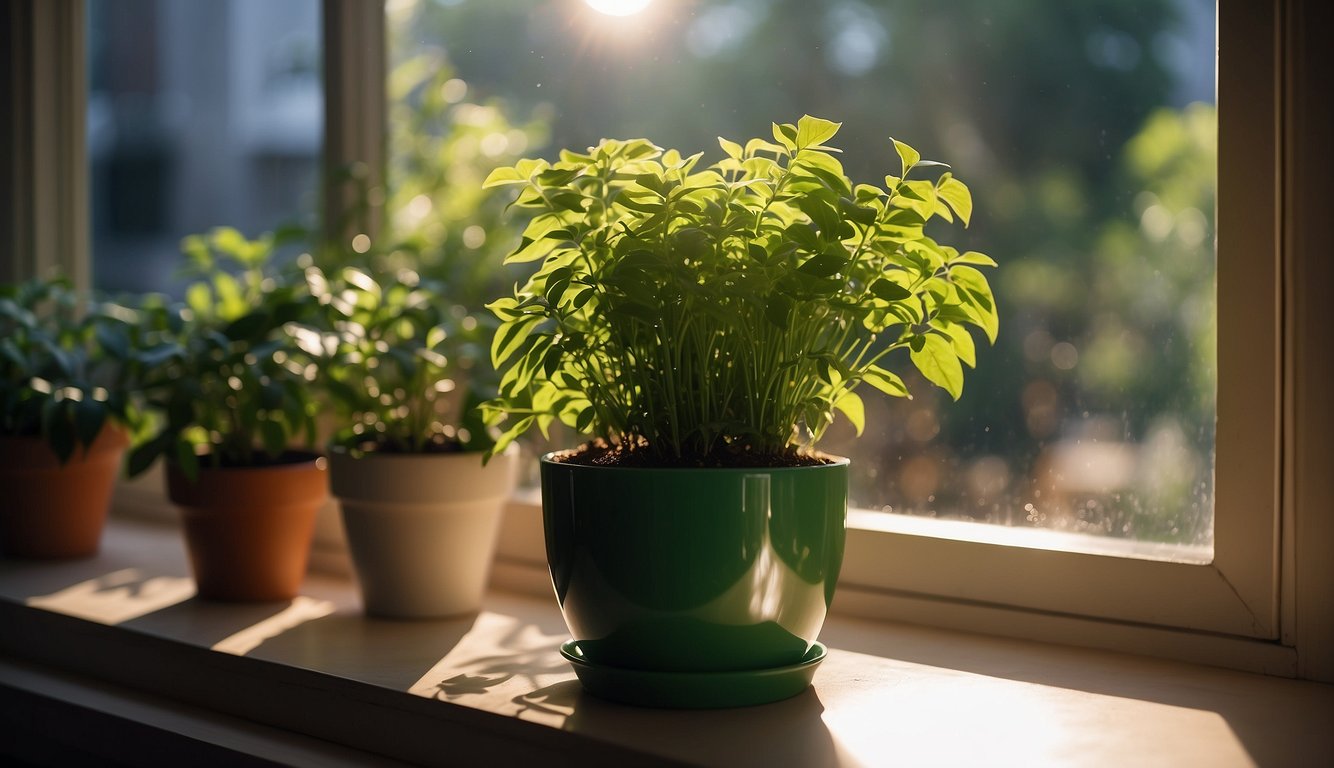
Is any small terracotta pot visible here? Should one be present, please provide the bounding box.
[167,453,328,602]
[0,426,129,559]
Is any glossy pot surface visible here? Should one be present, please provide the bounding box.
[0,426,129,558]
[541,454,847,672]
[168,454,327,602]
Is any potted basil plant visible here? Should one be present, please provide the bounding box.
[130,228,327,602]
[303,260,517,618]
[482,116,998,707]
[0,278,152,558]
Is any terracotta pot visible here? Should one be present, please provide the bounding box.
[0,426,129,559]
[167,453,328,602]
[330,446,518,618]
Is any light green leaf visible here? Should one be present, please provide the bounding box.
[910,333,965,400]
[949,265,999,342]
[951,250,998,267]
[491,316,542,367]
[833,391,865,436]
[891,138,921,175]
[482,166,527,188]
[186,283,213,318]
[937,175,974,226]
[213,272,247,320]
[718,137,743,160]
[941,323,977,368]
[862,365,911,399]
[796,115,841,149]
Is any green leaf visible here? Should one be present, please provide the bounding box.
[796,115,841,149]
[73,398,106,449]
[185,282,213,318]
[95,324,130,360]
[569,287,595,309]
[489,414,534,458]
[212,271,248,320]
[491,316,542,366]
[45,400,75,464]
[575,406,595,433]
[951,250,998,267]
[862,365,911,399]
[891,138,921,175]
[718,137,743,159]
[482,165,526,188]
[176,439,200,482]
[260,378,285,410]
[223,311,270,342]
[798,252,845,278]
[941,323,977,368]
[870,279,912,302]
[833,391,866,436]
[910,333,965,400]
[765,294,793,329]
[949,265,1000,342]
[937,175,974,226]
[772,122,798,151]
[261,419,286,457]
[837,196,877,226]
[127,433,168,478]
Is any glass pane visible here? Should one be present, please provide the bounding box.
[87,0,323,296]
[388,0,1216,551]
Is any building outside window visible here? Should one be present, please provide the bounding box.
[87,0,322,296]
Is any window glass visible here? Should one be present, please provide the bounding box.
[388,0,1216,552]
[87,0,322,296]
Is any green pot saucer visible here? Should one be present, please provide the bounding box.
[559,639,827,709]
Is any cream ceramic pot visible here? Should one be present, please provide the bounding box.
[329,446,518,618]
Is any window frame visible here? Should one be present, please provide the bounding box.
[8,0,1330,679]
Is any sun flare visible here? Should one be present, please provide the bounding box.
[584,0,652,17]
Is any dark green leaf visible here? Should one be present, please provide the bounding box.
[261,419,287,457]
[871,279,912,302]
[765,294,793,329]
[73,398,106,448]
[798,252,845,278]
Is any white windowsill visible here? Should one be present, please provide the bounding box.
[2,516,1332,767]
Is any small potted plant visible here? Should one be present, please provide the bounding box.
[0,278,150,558]
[303,258,517,618]
[482,116,997,706]
[130,228,327,602]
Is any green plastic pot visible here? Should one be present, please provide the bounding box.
[540,453,847,674]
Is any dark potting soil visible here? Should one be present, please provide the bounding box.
[548,440,835,469]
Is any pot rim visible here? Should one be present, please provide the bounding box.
[539,450,849,472]
[168,450,326,475]
[326,441,517,461]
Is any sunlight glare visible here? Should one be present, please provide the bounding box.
[584,0,652,17]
